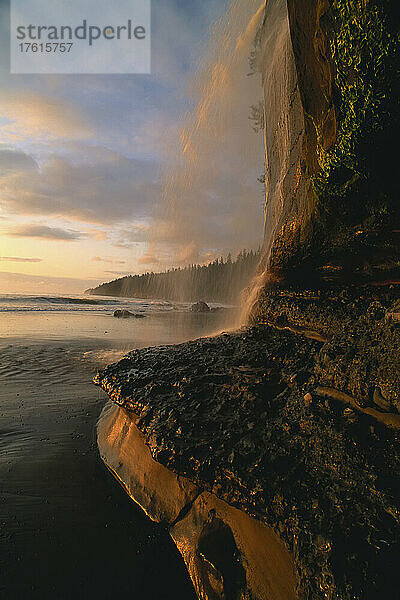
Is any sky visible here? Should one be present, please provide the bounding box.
[0,0,265,294]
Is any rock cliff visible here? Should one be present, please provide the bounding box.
[95,286,400,599]
[258,0,399,281]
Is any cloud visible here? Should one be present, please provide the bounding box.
[0,256,42,263]
[176,242,200,264]
[0,93,92,142]
[0,270,101,294]
[139,254,159,265]
[0,0,265,289]
[1,147,161,224]
[87,229,108,241]
[112,225,148,248]
[92,256,126,265]
[8,224,83,240]
[0,148,37,175]
[139,244,161,265]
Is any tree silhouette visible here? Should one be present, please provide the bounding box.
[88,248,261,303]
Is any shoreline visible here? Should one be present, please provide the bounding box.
[1,313,226,599]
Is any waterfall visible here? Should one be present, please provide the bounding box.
[153,0,266,279]
[242,0,314,321]
[151,0,313,319]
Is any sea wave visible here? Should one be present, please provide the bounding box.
[0,295,115,305]
[0,294,184,314]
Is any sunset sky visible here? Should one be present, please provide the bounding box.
[0,0,264,294]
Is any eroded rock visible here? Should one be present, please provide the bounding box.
[113,309,146,319]
[95,286,400,599]
[171,492,297,600]
[190,301,211,313]
[97,401,198,523]
[97,401,297,600]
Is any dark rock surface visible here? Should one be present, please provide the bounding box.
[252,286,400,415]
[113,309,146,319]
[190,301,211,313]
[95,286,400,600]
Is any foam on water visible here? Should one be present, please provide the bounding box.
[0,293,186,313]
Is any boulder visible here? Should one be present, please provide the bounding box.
[113,310,146,319]
[190,301,210,313]
[210,306,226,313]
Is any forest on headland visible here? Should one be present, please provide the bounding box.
[87,249,261,303]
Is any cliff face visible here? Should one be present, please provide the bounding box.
[258,0,399,282]
[257,0,328,274]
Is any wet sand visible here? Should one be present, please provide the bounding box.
[0,309,235,598]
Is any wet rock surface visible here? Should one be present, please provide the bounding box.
[190,301,211,313]
[95,286,400,600]
[113,309,146,319]
[98,403,297,600]
[253,285,400,415]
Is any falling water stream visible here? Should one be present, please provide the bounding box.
[153,0,310,322]
[242,0,312,321]
[151,1,266,303]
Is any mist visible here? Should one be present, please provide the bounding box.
[147,0,266,267]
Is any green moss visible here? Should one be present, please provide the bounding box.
[314,0,400,233]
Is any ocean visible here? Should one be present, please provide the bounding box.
[0,294,235,599]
